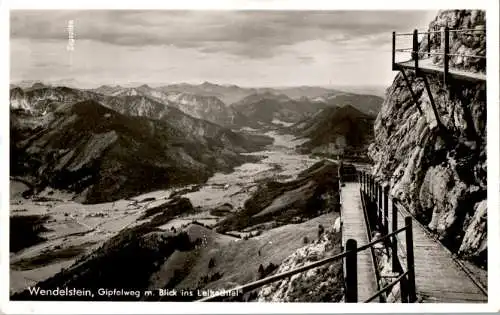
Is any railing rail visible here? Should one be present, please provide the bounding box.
[359,174,384,302]
[395,28,485,36]
[364,270,409,303]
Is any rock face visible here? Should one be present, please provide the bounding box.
[257,229,343,302]
[369,10,486,267]
[421,10,486,73]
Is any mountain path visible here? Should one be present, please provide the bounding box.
[340,182,378,302]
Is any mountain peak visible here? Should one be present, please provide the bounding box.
[31,82,47,89]
[201,81,218,87]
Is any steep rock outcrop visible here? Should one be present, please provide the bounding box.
[256,229,343,302]
[369,10,486,266]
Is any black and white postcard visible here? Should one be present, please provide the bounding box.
[1,0,499,314]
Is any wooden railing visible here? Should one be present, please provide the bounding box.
[392,27,486,83]
[197,168,417,303]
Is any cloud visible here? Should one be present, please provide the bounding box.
[297,56,315,64]
[10,10,435,59]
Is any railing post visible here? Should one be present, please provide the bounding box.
[405,216,417,302]
[391,197,398,273]
[392,31,396,70]
[368,176,372,200]
[372,177,375,203]
[360,172,363,192]
[373,178,376,204]
[383,186,389,235]
[362,172,365,193]
[443,26,450,84]
[366,173,369,195]
[413,29,419,76]
[366,175,369,199]
[400,277,409,303]
[368,176,371,200]
[378,183,383,229]
[427,31,431,58]
[345,239,358,303]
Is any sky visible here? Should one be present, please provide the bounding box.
[10,10,437,88]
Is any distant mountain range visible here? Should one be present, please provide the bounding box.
[10,82,382,202]
[10,87,273,203]
[12,81,384,115]
[11,82,383,129]
[90,84,241,127]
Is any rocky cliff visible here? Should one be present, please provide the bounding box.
[369,10,486,267]
[257,227,343,302]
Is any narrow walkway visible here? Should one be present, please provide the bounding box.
[396,58,486,82]
[389,199,488,303]
[341,182,377,302]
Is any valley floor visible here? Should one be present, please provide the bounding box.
[10,131,343,300]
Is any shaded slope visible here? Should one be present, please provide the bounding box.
[315,92,383,116]
[290,105,374,158]
[10,86,272,153]
[10,100,264,203]
[216,160,340,233]
[231,92,330,127]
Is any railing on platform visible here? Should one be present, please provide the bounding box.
[392,27,486,84]
[197,168,417,303]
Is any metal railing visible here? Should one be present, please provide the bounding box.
[359,171,417,303]
[392,27,486,84]
[197,168,417,303]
